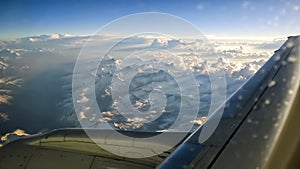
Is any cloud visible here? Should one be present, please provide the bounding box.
[76,95,89,103]
[28,37,39,43]
[0,112,9,122]
[292,5,300,11]
[0,94,12,104]
[0,61,8,69]
[135,100,149,109]
[113,117,146,130]
[78,111,87,120]
[0,77,23,87]
[0,34,276,133]
[255,38,286,50]
[76,90,89,103]
[26,34,75,42]
[76,35,275,131]
[191,116,207,125]
[0,46,25,112]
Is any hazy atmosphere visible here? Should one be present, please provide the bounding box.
[0,0,299,145]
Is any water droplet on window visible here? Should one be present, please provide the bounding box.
[238,95,243,100]
[274,54,281,61]
[268,80,276,87]
[288,56,296,63]
[247,118,252,123]
[287,41,294,48]
[265,99,270,105]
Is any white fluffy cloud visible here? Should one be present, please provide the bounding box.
[0,34,282,134]
[27,34,74,42]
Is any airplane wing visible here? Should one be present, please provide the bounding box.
[158,36,300,169]
[0,36,299,169]
[0,129,189,169]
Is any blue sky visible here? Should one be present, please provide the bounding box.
[0,0,299,39]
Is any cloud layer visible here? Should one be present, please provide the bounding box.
[0,34,284,137]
